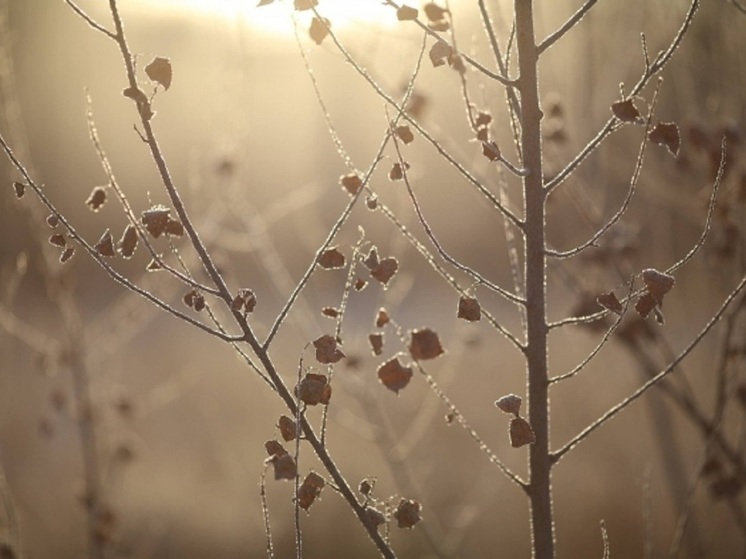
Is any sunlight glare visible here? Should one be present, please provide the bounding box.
[164,0,397,38]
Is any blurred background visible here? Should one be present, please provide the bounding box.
[1,0,745,557]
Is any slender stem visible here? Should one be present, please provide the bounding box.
[515,1,554,557]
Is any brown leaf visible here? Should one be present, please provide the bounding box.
[634,292,657,318]
[649,122,680,156]
[278,415,297,442]
[375,308,390,328]
[495,394,522,416]
[396,5,418,20]
[257,0,274,5]
[340,173,363,195]
[270,453,297,481]
[596,291,623,314]
[60,246,75,264]
[145,57,172,90]
[49,234,67,248]
[394,125,414,144]
[370,257,398,286]
[429,40,453,68]
[611,99,641,123]
[321,307,339,318]
[318,247,346,269]
[298,472,325,510]
[409,328,444,360]
[369,333,384,356]
[265,439,288,457]
[183,289,205,311]
[46,214,60,228]
[509,417,536,448]
[295,372,332,406]
[94,229,115,257]
[164,218,184,237]
[309,17,330,45]
[457,296,481,321]
[641,268,675,305]
[393,499,421,529]
[355,278,367,291]
[389,162,410,181]
[358,479,373,495]
[377,358,413,394]
[118,225,138,259]
[475,112,492,127]
[13,181,25,198]
[363,247,380,269]
[294,0,317,10]
[313,334,345,364]
[423,2,448,22]
[141,206,171,238]
[86,186,107,212]
[364,507,386,530]
[482,141,501,162]
[365,195,378,210]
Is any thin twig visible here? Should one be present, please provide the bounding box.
[537,0,600,55]
[552,271,746,464]
[64,0,116,40]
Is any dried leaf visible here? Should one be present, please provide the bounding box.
[46,214,60,228]
[13,181,25,198]
[49,234,67,248]
[389,162,410,181]
[475,112,492,127]
[509,417,536,448]
[359,479,373,495]
[146,259,161,271]
[278,415,297,442]
[318,247,346,269]
[257,0,274,5]
[634,292,657,318]
[183,289,205,311]
[355,278,367,290]
[309,17,330,45]
[482,141,501,162]
[364,507,386,530]
[409,328,444,360]
[340,173,363,195]
[60,246,75,264]
[321,307,339,318]
[86,186,107,212]
[375,308,390,328]
[495,394,522,415]
[369,333,384,356]
[295,373,332,406]
[313,334,345,364]
[164,218,184,237]
[611,99,641,123]
[429,40,453,68]
[271,453,297,481]
[145,57,172,90]
[118,225,138,259]
[423,2,448,22]
[363,247,380,269]
[641,268,675,305]
[596,292,623,314]
[298,472,325,510]
[94,229,115,257]
[370,257,398,286]
[141,206,171,238]
[393,499,421,529]
[365,195,378,210]
[265,439,288,457]
[294,0,317,10]
[458,296,481,321]
[397,5,418,20]
[394,125,414,144]
[649,122,680,156]
[377,358,413,394]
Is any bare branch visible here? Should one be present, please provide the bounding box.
[64,0,116,40]
[537,0,600,55]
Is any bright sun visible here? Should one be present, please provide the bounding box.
[162,0,397,38]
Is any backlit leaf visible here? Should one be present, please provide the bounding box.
[298,472,325,510]
[340,173,363,195]
[596,291,623,314]
[397,5,418,20]
[318,247,346,269]
[377,357,413,394]
[369,333,384,356]
[278,415,297,442]
[145,57,172,90]
[118,224,138,259]
[611,99,641,123]
[393,499,421,529]
[409,328,444,361]
[94,229,115,257]
[649,122,680,156]
[509,417,536,448]
[495,394,522,416]
[295,372,332,406]
[313,334,345,364]
[309,17,330,45]
[429,40,452,68]
[86,186,107,212]
[458,296,481,321]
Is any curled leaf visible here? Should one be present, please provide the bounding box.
[495,394,522,416]
[429,40,453,68]
[321,307,340,318]
[596,291,623,314]
[141,206,172,238]
[364,507,386,530]
[60,246,75,264]
[49,234,67,248]
[369,333,384,356]
[145,57,173,90]
[649,122,680,156]
[641,268,675,305]
[313,334,345,364]
[389,162,410,181]
[94,229,115,257]
[394,499,421,529]
[13,181,25,198]
[295,372,332,406]
[118,225,138,259]
[509,417,536,448]
[482,141,501,162]
[270,453,297,481]
[375,308,390,328]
